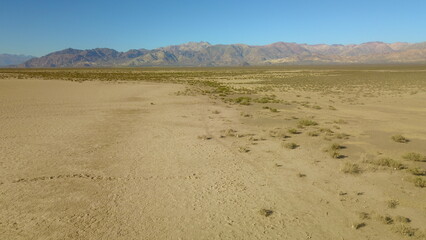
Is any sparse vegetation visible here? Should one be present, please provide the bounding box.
[352,222,366,230]
[240,112,252,117]
[335,133,350,139]
[3,66,426,240]
[307,131,319,137]
[412,177,426,188]
[297,119,318,128]
[233,96,252,105]
[358,212,370,220]
[395,216,411,223]
[409,167,426,176]
[387,199,399,209]
[369,157,406,170]
[377,215,394,225]
[391,134,409,143]
[283,142,299,149]
[259,209,274,217]
[341,162,361,174]
[324,143,345,159]
[392,224,417,237]
[402,152,426,162]
[238,146,250,153]
[287,128,300,134]
[221,129,238,137]
[334,119,348,124]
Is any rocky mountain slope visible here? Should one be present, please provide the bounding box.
[19,41,426,67]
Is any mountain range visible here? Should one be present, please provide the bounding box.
[11,41,426,67]
[0,54,35,67]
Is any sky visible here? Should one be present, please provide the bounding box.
[1,0,426,56]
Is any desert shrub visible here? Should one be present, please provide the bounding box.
[334,119,348,124]
[370,158,406,170]
[413,177,426,188]
[307,131,319,137]
[358,212,370,220]
[335,133,350,139]
[259,209,273,217]
[297,119,318,127]
[352,222,366,230]
[402,152,426,162]
[377,215,394,224]
[392,224,417,237]
[324,143,344,159]
[238,146,250,153]
[341,162,361,174]
[391,135,409,143]
[409,167,426,176]
[283,142,298,149]
[387,199,399,209]
[395,216,411,223]
[287,128,300,134]
[233,96,252,105]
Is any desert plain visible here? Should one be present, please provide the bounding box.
[0,66,425,239]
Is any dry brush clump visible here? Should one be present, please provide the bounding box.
[283,142,299,149]
[297,119,318,128]
[387,199,399,209]
[409,167,426,176]
[324,143,345,159]
[287,128,300,134]
[259,209,274,217]
[341,162,361,174]
[307,131,319,137]
[391,134,409,143]
[412,177,426,188]
[269,129,289,139]
[392,224,418,237]
[368,157,406,170]
[352,222,366,230]
[358,212,371,220]
[377,215,394,225]
[402,152,426,162]
[395,216,411,223]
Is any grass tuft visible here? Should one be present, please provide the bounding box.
[341,162,361,174]
[387,199,399,209]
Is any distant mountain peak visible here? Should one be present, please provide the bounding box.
[15,41,426,68]
[0,54,35,67]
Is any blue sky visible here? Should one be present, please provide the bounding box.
[1,0,425,56]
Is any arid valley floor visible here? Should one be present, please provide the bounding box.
[0,66,425,239]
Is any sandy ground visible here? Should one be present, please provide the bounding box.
[0,78,425,239]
